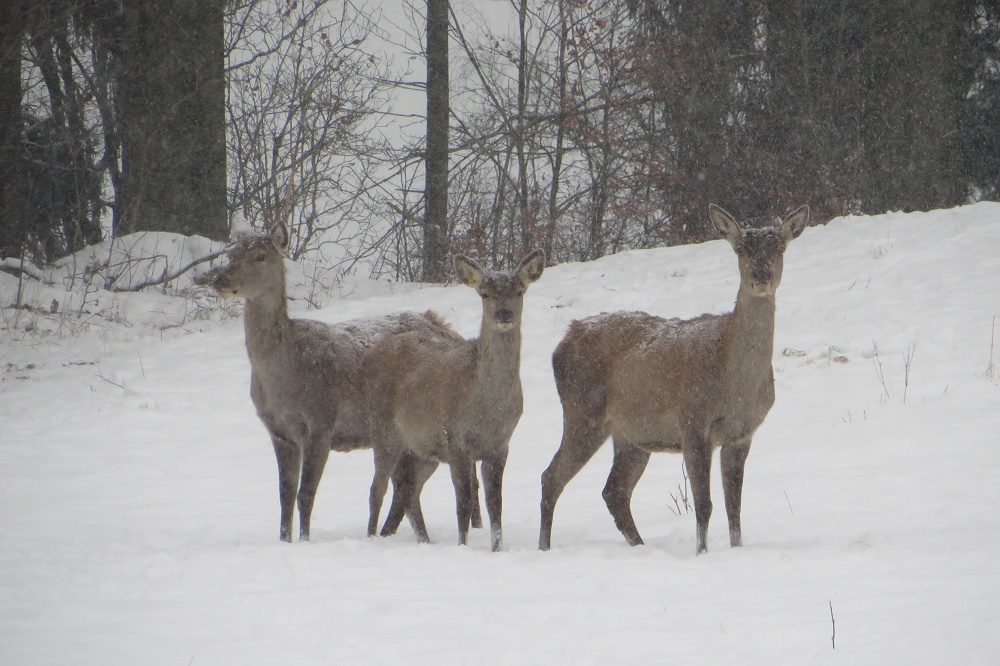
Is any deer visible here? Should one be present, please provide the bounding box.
[210,222,467,543]
[538,204,808,554]
[363,250,546,552]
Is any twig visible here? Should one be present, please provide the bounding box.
[667,463,691,516]
[112,249,226,292]
[97,370,125,389]
[871,341,892,403]
[829,601,836,650]
[985,315,998,381]
[783,490,795,515]
[903,342,916,403]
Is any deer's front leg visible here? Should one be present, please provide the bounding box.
[448,447,477,546]
[481,451,508,552]
[684,440,714,555]
[721,439,752,548]
[270,433,302,543]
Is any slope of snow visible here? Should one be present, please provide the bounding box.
[2,204,998,664]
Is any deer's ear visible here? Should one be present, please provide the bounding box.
[454,255,484,288]
[780,205,809,243]
[709,204,741,247]
[270,223,290,252]
[517,249,545,285]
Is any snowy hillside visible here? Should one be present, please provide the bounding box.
[2,204,999,664]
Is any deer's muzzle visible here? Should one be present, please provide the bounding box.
[211,271,238,298]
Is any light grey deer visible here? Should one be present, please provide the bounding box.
[210,223,463,542]
[364,250,545,551]
[539,205,808,554]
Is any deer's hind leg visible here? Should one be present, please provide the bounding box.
[382,453,437,542]
[539,411,610,550]
[382,457,481,537]
[603,439,651,547]
[448,449,477,546]
[297,440,331,542]
[470,469,483,529]
[368,443,404,539]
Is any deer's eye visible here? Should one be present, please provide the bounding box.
[480,292,489,300]
[256,253,267,262]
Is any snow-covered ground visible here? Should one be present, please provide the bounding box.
[2,204,998,664]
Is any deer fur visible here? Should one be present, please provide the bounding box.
[539,205,808,554]
[364,250,545,551]
[211,223,457,542]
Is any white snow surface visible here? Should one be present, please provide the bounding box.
[2,204,999,664]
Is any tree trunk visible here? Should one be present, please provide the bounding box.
[0,1,24,259]
[544,0,569,260]
[516,0,531,257]
[860,0,962,213]
[116,0,227,240]
[423,0,450,281]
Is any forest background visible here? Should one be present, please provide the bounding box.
[1,0,998,283]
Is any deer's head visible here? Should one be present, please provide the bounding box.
[710,204,808,297]
[455,250,545,332]
[212,223,289,300]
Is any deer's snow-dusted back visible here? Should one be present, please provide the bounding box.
[364,251,545,551]
[539,205,808,554]
[211,223,455,542]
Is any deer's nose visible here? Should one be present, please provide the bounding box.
[495,308,514,324]
[752,266,772,284]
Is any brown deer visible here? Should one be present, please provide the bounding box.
[363,250,545,551]
[210,223,461,542]
[539,205,808,554]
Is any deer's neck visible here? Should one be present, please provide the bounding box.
[243,289,292,364]
[723,288,776,381]
[474,326,522,395]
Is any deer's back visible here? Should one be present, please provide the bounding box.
[555,310,733,449]
[553,312,674,406]
[364,328,475,461]
[252,311,453,451]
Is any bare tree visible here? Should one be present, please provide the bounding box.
[225,0,396,270]
[447,0,654,265]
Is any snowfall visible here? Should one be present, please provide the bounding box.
[1,203,998,664]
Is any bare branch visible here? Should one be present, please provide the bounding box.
[111,250,226,293]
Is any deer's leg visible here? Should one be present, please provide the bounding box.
[402,458,437,543]
[539,415,610,550]
[685,441,714,555]
[382,453,436,543]
[721,439,752,548]
[603,440,651,547]
[271,434,302,543]
[368,445,403,538]
[297,441,331,542]
[448,452,476,546]
[382,452,416,537]
[481,451,508,552]
[470,467,483,529]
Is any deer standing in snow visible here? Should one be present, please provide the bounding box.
[364,251,545,551]
[210,223,461,542]
[538,205,808,554]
